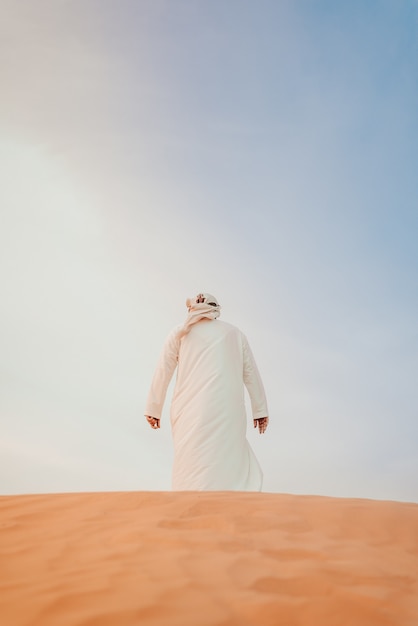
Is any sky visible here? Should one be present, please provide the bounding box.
[1,0,417,502]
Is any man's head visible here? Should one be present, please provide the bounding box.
[186,293,219,310]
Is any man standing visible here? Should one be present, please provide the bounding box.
[145,293,269,491]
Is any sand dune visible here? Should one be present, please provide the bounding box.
[1,491,417,625]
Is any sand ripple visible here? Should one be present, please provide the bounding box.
[1,492,417,625]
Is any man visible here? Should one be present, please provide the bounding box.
[145,293,269,491]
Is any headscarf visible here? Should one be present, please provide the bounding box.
[177,292,221,340]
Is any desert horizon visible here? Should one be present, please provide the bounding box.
[1,490,417,625]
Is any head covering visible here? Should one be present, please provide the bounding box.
[186,292,220,310]
[177,293,221,340]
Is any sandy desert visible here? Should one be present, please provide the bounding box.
[1,491,417,626]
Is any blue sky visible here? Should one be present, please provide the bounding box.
[1,0,417,501]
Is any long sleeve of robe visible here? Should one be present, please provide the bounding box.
[144,319,269,491]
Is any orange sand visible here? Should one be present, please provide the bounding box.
[1,491,417,626]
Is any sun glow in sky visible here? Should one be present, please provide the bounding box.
[1,0,417,501]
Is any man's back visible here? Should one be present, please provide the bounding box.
[174,319,246,422]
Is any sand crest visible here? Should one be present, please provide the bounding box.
[1,491,417,626]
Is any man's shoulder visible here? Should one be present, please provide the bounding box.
[164,324,182,342]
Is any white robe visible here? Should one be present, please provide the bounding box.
[145,319,268,491]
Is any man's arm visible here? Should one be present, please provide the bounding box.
[242,334,269,435]
[144,327,180,428]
